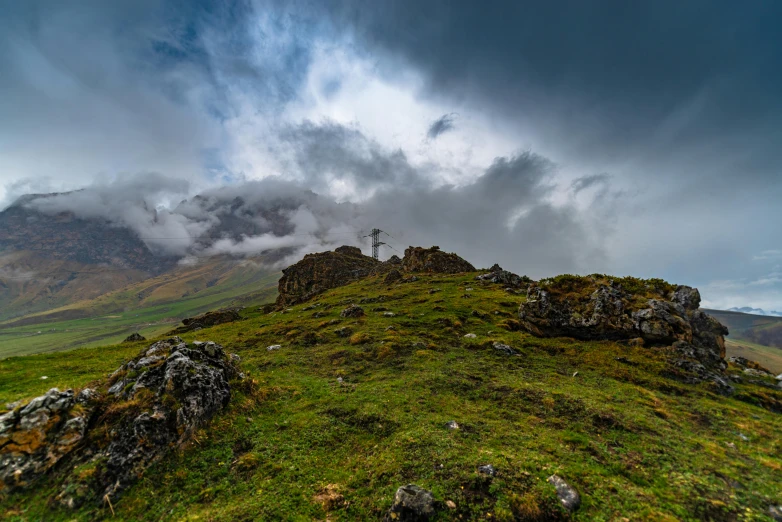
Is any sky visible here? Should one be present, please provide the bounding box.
[0,0,781,310]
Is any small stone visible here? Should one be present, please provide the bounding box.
[229,353,241,363]
[548,475,580,512]
[492,342,518,355]
[445,500,457,510]
[385,325,397,331]
[383,484,435,522]
[445,420,460,430]
[383,312,396,317]
[738,433,749,442]
[725,442,736,449]
[769,505,782,521]
[340,305,365,318]
[464,333,477,339]
[337,377,344,383]
[478,464,497,477]
[465,287,473,292]
[335,327,353,338]
[266,345,282,351]
[40,376,48,380]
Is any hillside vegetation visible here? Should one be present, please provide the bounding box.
[0,257,279,358]
[2,268,781,521]
[706,310,782,374]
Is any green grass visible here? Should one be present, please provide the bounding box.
[0,266,279,358]
[2,273,782,521]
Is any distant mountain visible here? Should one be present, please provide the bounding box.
[705,308,782,351]
[0,188,340,321]
[726,306,782,317]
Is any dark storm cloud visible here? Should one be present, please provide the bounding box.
[329,0,782,178]
[426,113,457,140]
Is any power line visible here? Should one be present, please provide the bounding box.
[0,232,362,241]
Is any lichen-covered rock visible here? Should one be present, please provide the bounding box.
[518,276,730,388]
[383,484,436,521]
[276,246,379,307]
[402,246,475,274]
[95,339,238,501]
[0,388,97,492]
[122,332,146,343]
[1,337,240,506]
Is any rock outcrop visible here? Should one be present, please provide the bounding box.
[276,246,379,307]
[475,263,531,288]
[170,309,241,334]
[402,246,475,274]
[518,275,731,391]
[0,388,97,492]
[0,337,240,506]
[122,332,146,343]
[370,254,403,277]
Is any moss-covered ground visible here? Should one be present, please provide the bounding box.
[2,272,781,521]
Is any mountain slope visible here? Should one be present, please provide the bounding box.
[1,270,780,521]
[0,257,279,358]
[705,309,782,373]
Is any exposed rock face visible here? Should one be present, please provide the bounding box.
[122,332,146,343]
[0,337,240,505]
[519,277,723,347]
[475,263,531,288]
[384,484,436,521]
[0,388,97,492]
[402,246,475,274]
[370,254,403,277]
[276,246,379,307]
[518,276,730,390]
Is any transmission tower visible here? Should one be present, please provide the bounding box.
[368,228,386,260]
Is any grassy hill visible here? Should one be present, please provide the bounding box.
[0,257,280,358]
[2,271,781,521]
[705,309,782,374]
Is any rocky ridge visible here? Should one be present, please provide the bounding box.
[275,245,477,308]
[275,245,381,307]
[518,275,732,393]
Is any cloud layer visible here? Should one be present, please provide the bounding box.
[1,0,780,309]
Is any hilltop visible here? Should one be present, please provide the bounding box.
[1,247,781,521]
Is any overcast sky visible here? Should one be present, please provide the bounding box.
[1,0,781,310]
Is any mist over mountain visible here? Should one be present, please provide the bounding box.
[727,307,782,318]
[5,148,612,278]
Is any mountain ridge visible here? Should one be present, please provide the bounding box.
[1,246,780,520]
